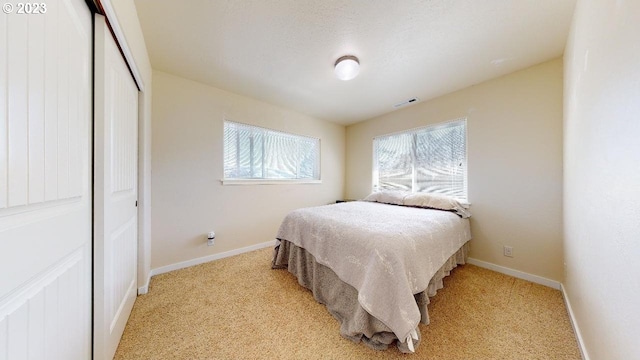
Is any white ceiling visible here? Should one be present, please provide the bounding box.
[133,0,576,125]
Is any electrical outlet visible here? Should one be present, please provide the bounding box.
[503,246,513,257]
[206,231,215,246]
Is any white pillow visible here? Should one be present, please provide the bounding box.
[363,191,408,205]
[403,193,471,218]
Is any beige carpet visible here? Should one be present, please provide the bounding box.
[115,248,581,360]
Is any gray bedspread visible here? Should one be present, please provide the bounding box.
[275,201,472,350]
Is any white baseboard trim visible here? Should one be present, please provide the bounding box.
[137,280,150,295]
[139,240,278,291]
[466,257,561,290]
[561,284,589,360]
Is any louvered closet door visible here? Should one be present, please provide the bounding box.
[0,0,92,359]
[93,14,139,360]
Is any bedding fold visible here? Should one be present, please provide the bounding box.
[273,239,469,351]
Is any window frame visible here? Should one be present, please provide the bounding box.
[372,118,468,202]
[222,120,322,185]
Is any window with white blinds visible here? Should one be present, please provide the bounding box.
[224,120,320,181]
[373,119,467,201]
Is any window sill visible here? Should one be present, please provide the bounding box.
[221,179,322,185]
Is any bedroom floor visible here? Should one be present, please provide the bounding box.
[114,248,581,360]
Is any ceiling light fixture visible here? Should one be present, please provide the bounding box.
[334,55,360,81]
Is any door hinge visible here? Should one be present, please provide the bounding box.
[135,200,138,207]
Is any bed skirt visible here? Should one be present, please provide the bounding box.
[272,240,470,352]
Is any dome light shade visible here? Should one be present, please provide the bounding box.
[334,55,360,81]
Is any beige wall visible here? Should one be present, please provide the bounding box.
[151,71,345,269]
[563,0,640,358]
[107,0,153,290]
[346,59,564,281]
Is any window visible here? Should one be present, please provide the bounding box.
[373,119,467,201]
[224,120,320,182]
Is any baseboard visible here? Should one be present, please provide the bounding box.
[137,280,149,295]
[561,284,589,360]
[466,257,561,290]
[147,239,278,280]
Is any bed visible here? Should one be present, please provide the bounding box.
[271,191,472,352]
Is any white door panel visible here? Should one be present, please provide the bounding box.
[94,14,139,360]
[0,0,92,358]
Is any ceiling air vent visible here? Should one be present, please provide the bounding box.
[393,97,419,108]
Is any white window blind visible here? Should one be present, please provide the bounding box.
[224,120,320,180]
[373,119,467,201]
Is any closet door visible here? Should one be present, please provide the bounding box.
[0,0,92,358]
[93,14,139,360]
